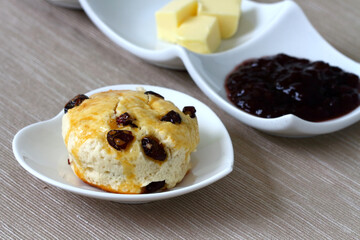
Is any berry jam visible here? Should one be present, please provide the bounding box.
[225,54,360,122]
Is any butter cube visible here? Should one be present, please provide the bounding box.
[198,0,241,39]
[176,15,221,54]
[156,0,198,43]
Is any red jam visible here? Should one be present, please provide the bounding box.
[225,54,360,122]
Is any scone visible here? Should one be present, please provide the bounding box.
[62,89,199,194]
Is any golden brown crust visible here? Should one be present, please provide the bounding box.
[71,161,140,194]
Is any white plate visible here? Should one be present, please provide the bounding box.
[79,0,285,70]
[12,85,233,203]
[80,0,360,137]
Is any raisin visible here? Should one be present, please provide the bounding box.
[143,180,166,193]
[141,137,167,161]
[107,130,134,150]
[67,159,70,165]
[64,94,89,113]
[161,110,181,124]
[116,112,138,128]
[144,91,164,99]
[182,106,196,118]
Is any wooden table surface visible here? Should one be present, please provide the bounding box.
[1,0,360,239]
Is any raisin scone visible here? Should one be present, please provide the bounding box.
[62,89,199,194]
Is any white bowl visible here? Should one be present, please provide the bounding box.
[79,0,360,136]
[12,85,233,203]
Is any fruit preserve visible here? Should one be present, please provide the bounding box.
[225,54,360,122]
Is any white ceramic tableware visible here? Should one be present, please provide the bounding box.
[79,0,360,136]
[13,85,233,203]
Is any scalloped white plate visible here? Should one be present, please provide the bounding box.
[79,0,360,136]
[13,85,233,203]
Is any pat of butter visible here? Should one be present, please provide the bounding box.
[156,0,198,43]
[176,15,221,54]
[198,0,241,39]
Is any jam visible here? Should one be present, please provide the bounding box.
[225,54,360,122]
